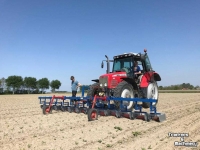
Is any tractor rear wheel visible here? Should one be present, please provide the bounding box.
[113,81,135,111]
[142,81,159,108]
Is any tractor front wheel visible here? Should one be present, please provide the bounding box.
[87,83,100,97]
[86,83,100,108]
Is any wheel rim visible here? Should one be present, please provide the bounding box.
[147,83,158,105]
[45,107,50,114]
[121,89,134,109]
[91,111,97,119]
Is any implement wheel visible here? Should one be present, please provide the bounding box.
[68,107,73,113]
[61,106,66,112]
[42,105,52,115]
[88,109,98,121]
[129,112,135,120]
[115,111,121,118]
[83,108,88,114]
[104,110,110,116]
[53,105,58,111]
[75,107,80,113]
[144,113,151,122]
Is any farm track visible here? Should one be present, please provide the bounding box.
[0,93,200,150]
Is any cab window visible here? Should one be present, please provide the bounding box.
[145,56,152,71]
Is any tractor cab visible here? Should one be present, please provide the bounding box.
[112,54,143,78]
[112,50,153,80]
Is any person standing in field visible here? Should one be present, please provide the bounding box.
[70,76,81,105]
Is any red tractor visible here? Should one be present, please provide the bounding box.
[87,49,161,111]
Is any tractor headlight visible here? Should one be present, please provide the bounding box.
[104,83,107,86]
[100,84,102,87]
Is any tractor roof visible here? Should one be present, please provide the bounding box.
[113,52,142,59]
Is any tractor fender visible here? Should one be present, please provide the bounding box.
[120,77,138,90]
[91,79,99,83]
[140,72,161,88]
[140,75,149,88]
[153,72,161,81]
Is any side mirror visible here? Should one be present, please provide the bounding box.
[101,61,104,68]
[141,55,145,61]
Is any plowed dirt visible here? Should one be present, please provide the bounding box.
[0,93,200,150]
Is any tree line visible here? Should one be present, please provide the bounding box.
[158,83,200,90]
[0,76,61,94]
[1,76,199,94]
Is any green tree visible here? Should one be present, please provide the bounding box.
[50,80,61,92]
[6,75,23,94]
[24,77,37,94]
[0,80,2,93]
[195,85,200,89]
[182,83,186,89]
[0,77,6,92]
[37,78,50,94]
[189,85,194,90]
[173,85,179,90]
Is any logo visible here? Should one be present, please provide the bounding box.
[168,132,198,147]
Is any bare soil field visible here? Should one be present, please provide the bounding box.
[0,93,200,150]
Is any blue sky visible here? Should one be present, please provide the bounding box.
[0,0,200,91]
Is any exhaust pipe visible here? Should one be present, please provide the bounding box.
[105,55,110,74]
